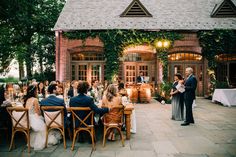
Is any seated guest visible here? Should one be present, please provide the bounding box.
[118,83,137,134]
[101,84,123,141]
[40,84,68,126]
[69,81,109,127]
[88,80,100,102]
[118,82,128,97]
[56,84,64,99]
[38,81,45,101]
[67,80,79,98]
[0,85,11,136]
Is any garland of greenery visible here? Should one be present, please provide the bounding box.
[64,30,182,81]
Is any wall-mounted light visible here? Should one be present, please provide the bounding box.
[154,40,170,49]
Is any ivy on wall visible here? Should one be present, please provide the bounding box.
[64,30,182,81]
[198,29,236,94]
[198,29,236,69]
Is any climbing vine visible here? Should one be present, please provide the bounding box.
[198,29,236,94]
[198,29,236,69]
[64,30,182,81]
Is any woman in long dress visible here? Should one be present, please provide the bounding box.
[24,85,61,150]
[170,73,184,121]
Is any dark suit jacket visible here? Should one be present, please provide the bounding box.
[40,95,68,126]
[137,76,143,83]
[69,93,109,127]
[184,75,197,101]
[67,88,78,98]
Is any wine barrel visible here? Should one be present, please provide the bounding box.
[139,84,151,103]
[127,87,138,103]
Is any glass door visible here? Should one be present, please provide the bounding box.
[91,64,102,81]
[78,64,87,81]
[169,63,203,96]
[125,65,136,83]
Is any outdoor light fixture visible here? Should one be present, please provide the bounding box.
[154,40,170,49]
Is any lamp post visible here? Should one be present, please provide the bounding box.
[153,40,170,93]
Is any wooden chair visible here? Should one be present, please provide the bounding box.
[41,106,66,149]
[7,107,30,153]
[102,105,125,147]
[68,107,95,151]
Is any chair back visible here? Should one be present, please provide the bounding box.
[7,107,30,130]
[68,107,94,128]
[103,105,124,125]
[41,106,64,128]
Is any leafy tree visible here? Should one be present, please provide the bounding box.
[0,0,65,79]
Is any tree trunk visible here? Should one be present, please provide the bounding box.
[39,56,43,73]
[25,45,33,79]
[18,61,25,80]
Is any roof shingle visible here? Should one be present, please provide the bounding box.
[54,0,236,31]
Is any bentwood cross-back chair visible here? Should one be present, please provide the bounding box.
[7,107,31,153]
[102,105,125,147]
[68,107,95,151]
[41,106,66,149]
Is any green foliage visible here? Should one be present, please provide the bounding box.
[0,0,65,78]
[215,81,229,89]
[198,29,236,69]
[160,81,172,96]
[0,77,19,83]
[32,69,55,82]
[64,30,181,81]
[198,29,236,95]
[158,51,169,81]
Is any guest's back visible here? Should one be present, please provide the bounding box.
[102,95,122,108]
[69,81,109,126]
[102,84,123,124]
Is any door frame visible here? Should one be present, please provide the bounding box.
[168,61,204,96]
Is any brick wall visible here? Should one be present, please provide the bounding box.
[56,31,104,81]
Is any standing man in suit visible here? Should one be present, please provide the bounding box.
[181,67,197,126]
[40,84,68,126]
[137,72,144,83]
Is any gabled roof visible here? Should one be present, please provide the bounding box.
[54,0,236,31]
[211,0,236,17]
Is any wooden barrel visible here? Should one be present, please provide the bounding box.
[127,87,138,103]
[139,84,151,103]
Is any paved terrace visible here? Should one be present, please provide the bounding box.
[0,98,236,157]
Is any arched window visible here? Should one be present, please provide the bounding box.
[123,52,154,61]
[215,53,236,61]
[168,52,202,61]
[71,52,104,61]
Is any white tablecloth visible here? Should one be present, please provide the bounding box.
[212,89,236,107]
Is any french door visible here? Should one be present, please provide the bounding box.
[123,62,153,84]
[71,62,104,83]
[169,63,204,96]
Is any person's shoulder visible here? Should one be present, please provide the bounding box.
[54,96,64,102]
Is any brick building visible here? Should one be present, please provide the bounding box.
[54,0,236,96]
